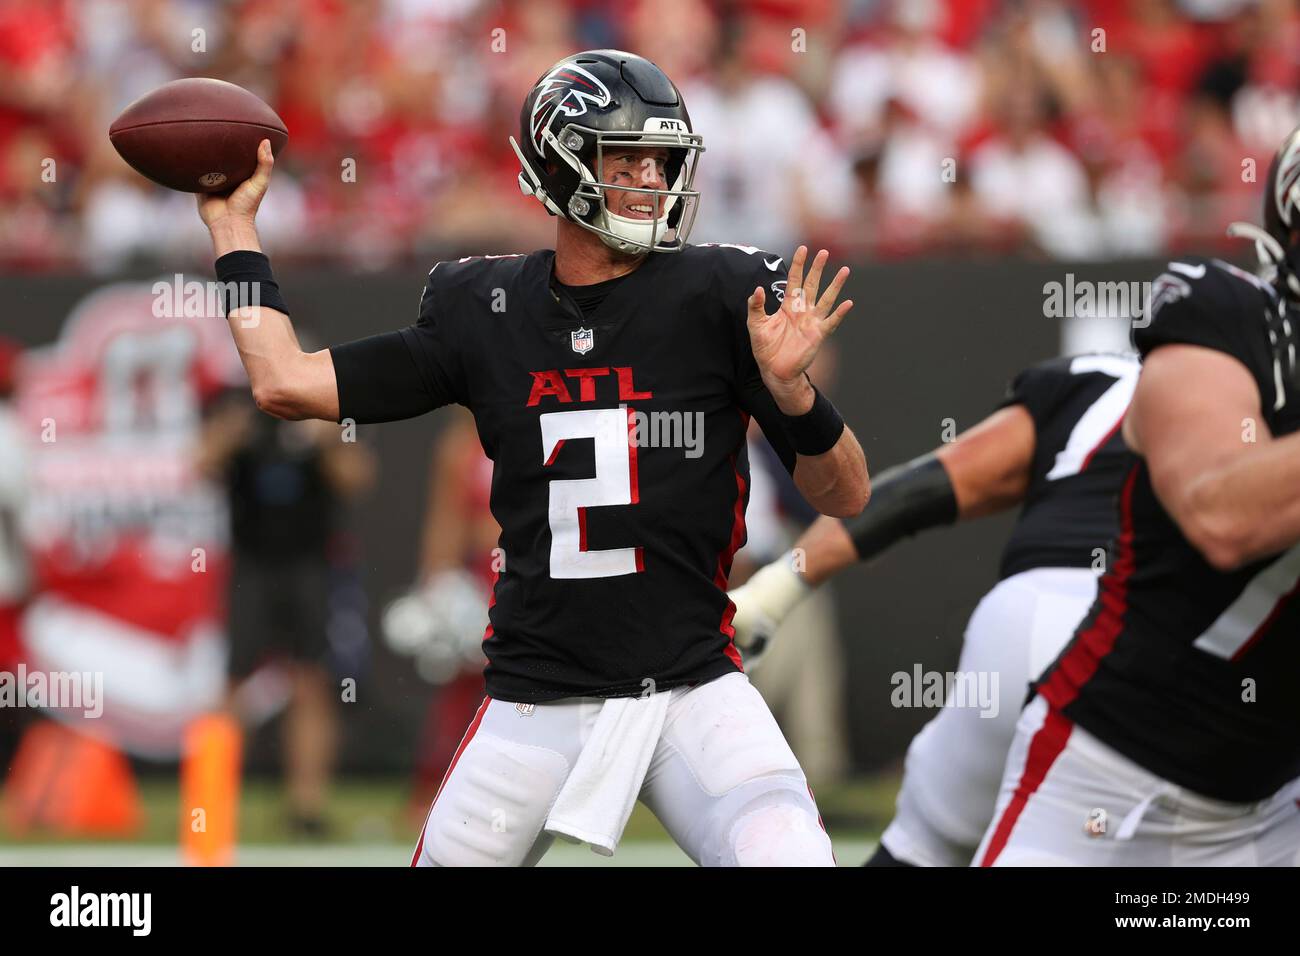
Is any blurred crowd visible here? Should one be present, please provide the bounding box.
[2,0,1299,272]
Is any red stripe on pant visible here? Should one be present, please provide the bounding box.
[807,782,836,865]
[410,695,492,866]
[978,703,1073,867]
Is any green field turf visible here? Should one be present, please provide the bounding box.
[0,773,901,866]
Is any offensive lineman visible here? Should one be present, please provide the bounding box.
[976,128,1300,866]
[194,50,868,866]
[731,352,1138,865]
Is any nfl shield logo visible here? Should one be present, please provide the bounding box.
[571,327,594,354]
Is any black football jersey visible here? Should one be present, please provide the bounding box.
[1035,257,1300,802]
[331,243,802,701]
[997,353,1139,580]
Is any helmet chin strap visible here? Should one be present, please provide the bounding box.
[509,135,565,217]
[589,167,686,254]
[597,205,673,253]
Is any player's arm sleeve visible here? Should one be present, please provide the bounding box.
[1135,276,1251,355]
[737,360,800,475]
[994,359,1069,431]
[728,252,800,474]
[1138,264,1279,405]
[843,453,957,561]
[329,269,466,424]
[1134,266,1278,406]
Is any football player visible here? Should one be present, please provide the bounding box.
[194,50,868,866]
[730,352,1138,865]
[976,127,1300,866]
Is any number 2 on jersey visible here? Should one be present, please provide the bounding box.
[540,406,643,579]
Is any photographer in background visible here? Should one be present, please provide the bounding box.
[198,388,375,836]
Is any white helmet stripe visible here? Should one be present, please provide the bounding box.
[529,64,612,153]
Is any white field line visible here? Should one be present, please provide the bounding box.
[0,839,877,867]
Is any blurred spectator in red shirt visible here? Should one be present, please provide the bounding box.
[684,16,854,254]
[0,0,1295,269]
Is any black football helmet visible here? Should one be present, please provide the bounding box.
[1229,124,1300,300]
[509,50,704,254]
[1227,125,1300,394]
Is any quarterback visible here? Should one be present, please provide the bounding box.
[196,50,868,866]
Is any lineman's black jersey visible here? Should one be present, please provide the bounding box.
[996,353,1139,580]
[331,243,802,701]
[1036,257,1300,802]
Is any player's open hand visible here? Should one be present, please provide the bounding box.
[747,246,852,414]
[197,138,274,230]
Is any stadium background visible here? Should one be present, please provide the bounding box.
[0,0,1287,863]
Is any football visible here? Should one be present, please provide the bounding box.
[108,77,287,193]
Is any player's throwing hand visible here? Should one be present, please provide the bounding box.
[197,138,275,230]
[746,246,853,415]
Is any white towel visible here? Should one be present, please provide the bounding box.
[544,691,671,856]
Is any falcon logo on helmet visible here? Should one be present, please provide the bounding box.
[529,65,612,153]
[509,49,705,256]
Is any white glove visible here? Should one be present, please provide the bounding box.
[727,551,812,669]
[381,570,489,685]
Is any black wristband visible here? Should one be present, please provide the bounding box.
[782,383,845,456]
[847,453,957,561]
[214,250,290,317]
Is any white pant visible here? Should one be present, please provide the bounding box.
[880,567,1099,867]
[976,696,1300,866]
[411,672,834,866]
